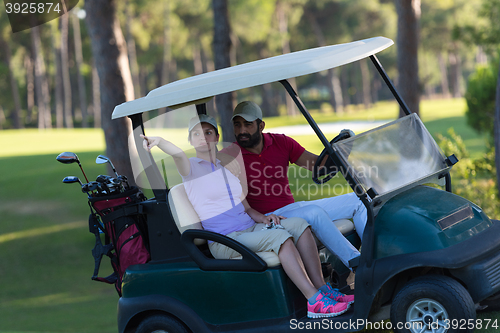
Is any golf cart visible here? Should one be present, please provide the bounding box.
[110,37,500,333]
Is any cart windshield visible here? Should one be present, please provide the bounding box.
[333,113,450,198]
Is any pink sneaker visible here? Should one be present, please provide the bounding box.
[323,283,355,305]
[307,292,349,318]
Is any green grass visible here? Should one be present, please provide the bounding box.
[264,98,487,159]
[0,98,496,333]
[0,151,118,333]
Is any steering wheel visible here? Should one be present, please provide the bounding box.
[312,129,354,184]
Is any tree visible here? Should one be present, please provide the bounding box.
[212,0,234,142]
[454,0,500,195]
[72,10,89,127]
[85,0,135,183]
[60,14,73,128]
[0,33,22,128]
[30,25,52,128]
[51,21,64,128]
[303,6,343,113]
[396,0,421,117]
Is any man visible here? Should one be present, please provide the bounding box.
[221,101,367,269]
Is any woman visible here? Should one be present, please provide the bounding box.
[141,114,353,318]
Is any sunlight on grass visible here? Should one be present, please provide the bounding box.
[0,128,105,157]
[0,221,85,244]
[0,98,473,159]
[264,98,467,129]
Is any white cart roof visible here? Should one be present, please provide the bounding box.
[112,36,393,119]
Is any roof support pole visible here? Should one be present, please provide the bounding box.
[130,114,168,201]
[369,55,412,116]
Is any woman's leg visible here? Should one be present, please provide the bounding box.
[278,238,318,299]
[235,227,318,299]
[294,227,326,289]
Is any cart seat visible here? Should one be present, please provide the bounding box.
[333,219,355,235]
[168,184,355,267]
[168,184,281,267]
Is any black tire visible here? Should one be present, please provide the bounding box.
[390,275,476,333]
[136,314,189,333]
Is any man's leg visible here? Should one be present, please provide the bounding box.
[300,193,367,239]
[271,204,360,268]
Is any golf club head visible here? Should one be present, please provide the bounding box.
[62,176,82,186]
[96,155,119,177]
[95,155,109,165]
[57,152,80,164]
[87,181,99,192]
[96,174,111,183]
[118,175,130,190]
[57,151,89,183]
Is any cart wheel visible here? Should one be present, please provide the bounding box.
[390,275,475,333]
[136,314,189,333]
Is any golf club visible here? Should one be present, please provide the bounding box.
[96,155,119,178]
[63,176,91,196]
[118,175,130,190]
[63,176,83,186]
[82,181,100,196]
[57,152,90,183]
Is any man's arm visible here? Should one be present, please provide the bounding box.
[294,150,326,171]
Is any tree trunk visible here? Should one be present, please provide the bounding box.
[277,1,297,116]
[60,15,73,128]
[25,54,34,124]
[193,42,203,75]
[85,0,135,183]
[0,35,22,128]
[126,2,141,99]
[91,60,101,128]
[258,45,278,117]
[161,0,171,87]
[156,0,172,128]
[494,64,500,196]
[341,66,351,107]
[72,12,89,127]
[449,51,462,98]
[30,25,52,129]
[199,42,216,117]
[396,0,420,117]
[359,59,372,109]
[212,0,235,142]
[304,8,343,113]
[51,23,64,128]
[0,106,5,129]
[437,52,450,98]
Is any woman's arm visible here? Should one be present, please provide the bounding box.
[241,198,286,225]
[141,134,191,177]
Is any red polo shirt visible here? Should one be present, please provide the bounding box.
[221,133,305,214]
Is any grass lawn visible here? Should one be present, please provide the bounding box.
[0,98,497,333]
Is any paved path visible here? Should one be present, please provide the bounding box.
[267,120,388,136]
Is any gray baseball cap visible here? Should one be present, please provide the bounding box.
[231,101,263,122]
[188,114,218,133]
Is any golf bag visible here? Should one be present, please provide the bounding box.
[88,186,150,296]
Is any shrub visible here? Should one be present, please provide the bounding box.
[465,63,499,141]
[437,128,499,218]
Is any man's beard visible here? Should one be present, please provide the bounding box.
[236,129,261,148]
